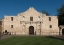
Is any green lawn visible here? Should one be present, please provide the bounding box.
[0,36,64,45]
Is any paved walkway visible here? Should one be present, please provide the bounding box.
[0,35,12,40]
[0,35,64,40]
[52,35,64,40]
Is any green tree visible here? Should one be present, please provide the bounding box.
[42,10,50,16]
[57,4,64,26]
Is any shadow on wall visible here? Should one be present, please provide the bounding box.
[3,30,11,35]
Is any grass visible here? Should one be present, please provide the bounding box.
[0,36,64,45]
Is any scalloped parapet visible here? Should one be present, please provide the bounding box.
[18,7,46,17]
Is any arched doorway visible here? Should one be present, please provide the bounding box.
[29,26,34,35]
[62,29,64,35]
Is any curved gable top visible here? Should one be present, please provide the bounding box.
[18,7,46,16]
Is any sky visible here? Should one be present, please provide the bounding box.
[0,0,64,18]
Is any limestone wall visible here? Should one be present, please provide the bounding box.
[3,7,59,35]
[41,16,59,35]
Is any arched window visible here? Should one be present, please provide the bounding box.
[30,17,33,21]
[11,17,13,21]
[11,25,13,28]
[49,25,52,28]
[49,17,51,21]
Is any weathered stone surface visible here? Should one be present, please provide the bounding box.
[2,7,59,35]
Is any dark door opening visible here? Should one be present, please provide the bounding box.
[62,29,64,35]
[29,26,34,35]
[5,30,7,33]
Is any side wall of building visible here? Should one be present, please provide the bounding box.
[3,15,59,35]
[41,16,59,35]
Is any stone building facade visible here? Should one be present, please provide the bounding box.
[0,20,2,32]
[2,7,60,35]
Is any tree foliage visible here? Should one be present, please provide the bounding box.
[57,4,64,26]
[42,10,50,16]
